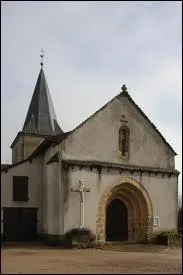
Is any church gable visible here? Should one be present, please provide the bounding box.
[62,87,175,170]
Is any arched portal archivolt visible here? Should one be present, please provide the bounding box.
[96,176,153,242]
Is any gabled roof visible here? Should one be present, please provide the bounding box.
[54,88,177,155]
[22,67,63,136]
[33,87,176,156]
[3,86,177,173]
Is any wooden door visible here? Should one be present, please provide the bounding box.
[106,199,128,241]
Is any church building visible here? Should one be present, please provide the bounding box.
[1,61,179,244]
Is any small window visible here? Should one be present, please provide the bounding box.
[119,126,130,159]
[13,176,28,201]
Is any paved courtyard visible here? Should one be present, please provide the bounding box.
[1,245,182,274]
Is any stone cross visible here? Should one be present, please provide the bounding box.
[71,180,91,228]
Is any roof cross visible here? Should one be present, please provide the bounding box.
[121,84,127,93]
[40,48,45,66]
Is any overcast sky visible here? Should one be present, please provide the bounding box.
[1,1,182,193]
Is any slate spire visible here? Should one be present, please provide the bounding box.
[22,66,63,135]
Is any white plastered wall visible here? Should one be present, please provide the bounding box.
[1,156,44,234]
[63,167,178,235]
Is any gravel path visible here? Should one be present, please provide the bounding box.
[1,246,182,274]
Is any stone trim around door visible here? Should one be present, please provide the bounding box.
[96,176,153,243]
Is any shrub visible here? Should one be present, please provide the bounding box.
[155,230,181,246]
[63,228,95,249]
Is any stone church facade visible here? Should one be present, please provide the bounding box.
[1,64,179,243]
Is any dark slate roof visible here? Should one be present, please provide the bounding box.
[22,67,63,136]
[28,132,71,160]
[1,164,11,171]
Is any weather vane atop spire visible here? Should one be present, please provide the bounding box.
[40,48,45,67]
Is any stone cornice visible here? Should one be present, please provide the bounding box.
[62,159,179,176]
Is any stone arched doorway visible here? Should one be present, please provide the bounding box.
[96,176,153,243]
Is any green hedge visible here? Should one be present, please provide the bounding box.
[155,230,181,246]
[63,228,95,248]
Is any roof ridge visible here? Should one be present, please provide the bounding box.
[59,89,176,155]
[10,87,177,162]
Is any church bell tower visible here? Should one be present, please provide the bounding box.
[11,50,63,164]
